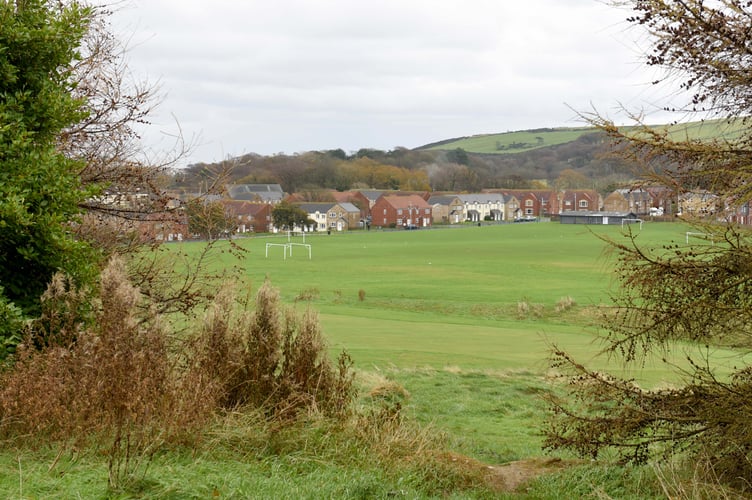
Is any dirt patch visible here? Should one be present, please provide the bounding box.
[434,452,582,493]
[484,457,574,492]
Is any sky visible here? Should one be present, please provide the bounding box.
[110,0,677,165]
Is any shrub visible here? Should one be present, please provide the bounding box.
[517,299,544,319]
[517,300,529,319]
[554,296,576,313]
[187,280,356,419]
[295,287,320,302]
[0,258,180,488]
[0,264,357,489]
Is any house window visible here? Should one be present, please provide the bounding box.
[329,211,336,218]
[525,208,534,215]
[565,200,572,206]
[397,209,403,215]
[579,200,588,208]
[424,208,430,214]
[396,218,403,225]
[525,199,534,207]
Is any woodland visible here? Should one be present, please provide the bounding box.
[170,131,637,196]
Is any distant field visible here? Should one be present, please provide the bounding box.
[422,118,748,154]
[176,221,741,387]
[420,127,596,154]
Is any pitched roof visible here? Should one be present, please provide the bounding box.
[379,194,430,209]
[358,190,387,201]
[613,188,653,200]
[428,194,461,205]
[226,184,285,201]
[220,200,269,216]
[297,202,336,213]
[456,193,505,203]
[336,202,360,213]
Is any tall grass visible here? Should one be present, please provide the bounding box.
[0,258,360,491]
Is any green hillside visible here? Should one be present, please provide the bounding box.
[420,127,596,154]
[421,118,749,155]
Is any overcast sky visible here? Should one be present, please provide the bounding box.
[110,0,676,165]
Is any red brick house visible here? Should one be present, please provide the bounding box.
[138,210,189,242]
[350,190,388,221]
[331,191,370,220]
[501,190,559,218]
[645,186,678,215]
[372,194,432,229]
[559,189,601,213]
[220,200,272,233]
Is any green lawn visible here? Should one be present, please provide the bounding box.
[179,221,736,387]
[1,221,728,498]
[168,221,743,487]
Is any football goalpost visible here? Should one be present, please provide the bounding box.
[686,232,714,245]
[621,218,643,229]
[288,243,312,259]
[265,243,290,260]
[266,234,313,260]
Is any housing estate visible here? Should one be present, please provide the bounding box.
[109,180,752,242]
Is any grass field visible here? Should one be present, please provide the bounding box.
[2,222,735,498]
[422,118,748,155]
[421,128,595,154]
[172,221,746,469]
[184,221,736,384]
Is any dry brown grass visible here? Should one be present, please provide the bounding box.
[185,280,356,420]
[0,261,357,489]
[0,258,183,486]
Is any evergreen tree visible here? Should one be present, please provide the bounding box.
[0,1,99,320]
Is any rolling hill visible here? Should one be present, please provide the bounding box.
[418,118,748,155]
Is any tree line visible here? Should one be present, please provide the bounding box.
[169,132,639,196]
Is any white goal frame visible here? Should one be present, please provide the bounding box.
[686,232,714,245]
[621,218,643,229]
[265,243,290,260]
[288,243,312,259]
